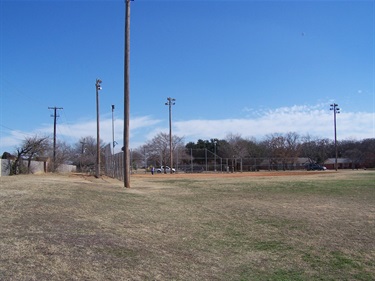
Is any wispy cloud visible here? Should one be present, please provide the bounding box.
[173,104,374,142]
[1,104,373,153]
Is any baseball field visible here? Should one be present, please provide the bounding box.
[1,170,374,280]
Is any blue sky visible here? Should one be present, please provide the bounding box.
[1,0,374,154]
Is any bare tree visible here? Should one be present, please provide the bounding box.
[261,133,283,170]
[360,138,375,168]
[12,135,50,175]
[284,132,301,168]
[261,132,300,170]
[144,132,184,171]
[130,149,143,171]
[53,140,74,169]
[226,133,249,159]
[72,136,105,173]
[301,135,331,164]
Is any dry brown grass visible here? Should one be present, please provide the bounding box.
[0,170,374,280]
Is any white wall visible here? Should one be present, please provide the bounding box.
[56,164,77,173]
[0,159,76,176]
[0,159,11,176]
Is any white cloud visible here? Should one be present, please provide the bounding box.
[52,115,162,148]
[1,104,373,153]
[173,104,374,142]
[0,131,29,151]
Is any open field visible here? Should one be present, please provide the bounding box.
[0,170,374,280]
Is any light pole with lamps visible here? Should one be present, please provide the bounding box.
[95,78,102,178]
[111,105,117,178]
[111,105,116,153]
[165,97,176,174]
[330,103,340,171]
[214,140,217,172]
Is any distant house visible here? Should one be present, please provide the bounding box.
[324,158,354,169]
[258,157,313,170]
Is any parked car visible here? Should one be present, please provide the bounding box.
[305,163,327,171]
[156,166,176,173]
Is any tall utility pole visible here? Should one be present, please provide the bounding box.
[214,140,217,172]
[48,106,63,172]
[165,97,176,174]
[111,105,116,178]
[123,0,133,187]
[330,103,340,171]
[111,105,116,154]
[95,78,102,178]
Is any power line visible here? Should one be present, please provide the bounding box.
[0,124,36,137]
[1,77,46,106]
[58,108,73,143]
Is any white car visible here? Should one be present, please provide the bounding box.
[156,166,176,173]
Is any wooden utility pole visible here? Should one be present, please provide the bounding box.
[95,79,102,178]
[48,106,63,172]
[124,0,132,187]
[112,105,116,178]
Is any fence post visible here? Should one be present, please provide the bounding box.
[205,148,208,172]
[191,148,193,173]
[176,149,179,173]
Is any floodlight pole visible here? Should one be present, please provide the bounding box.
[165,97,176,174]
[214,140,217,172]
[123,0,132,187]
[95,79,102,178]
[112,105,115,154]
[112,105,115,178]
[330,103,340,171]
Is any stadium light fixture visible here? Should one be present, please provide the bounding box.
[330,103,340,171]
[166,97,176,174]
[95,78,102,178]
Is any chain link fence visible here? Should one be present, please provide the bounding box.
[104,147,311,181]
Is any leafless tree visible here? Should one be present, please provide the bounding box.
[300,134,331,164]
[53,140,74,169]
[226,133,249,159]
[261,132,301,170]
[143,132,184,169]
[72,136,105,173]
[12,135,50,175]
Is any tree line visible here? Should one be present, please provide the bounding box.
[133,132,374,170]
[1,136,103,175]
[2,132,374,175]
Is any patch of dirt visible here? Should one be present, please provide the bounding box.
[131,170,333,179]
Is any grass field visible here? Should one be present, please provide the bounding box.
[0,170,374,280]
